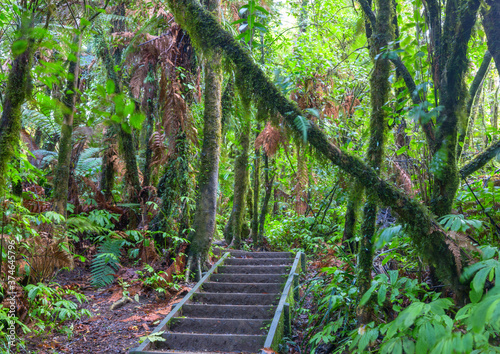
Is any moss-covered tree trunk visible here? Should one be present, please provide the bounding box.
[225,110,251,249]
[483,0,500,76]
[187,0,223,275]
[0,21,34,190]
[53,34,82,217]
[142,65,157,188]
[429,0,480,218]
[252,124,261,246]
[97,35,142,203]
[166,0,467,298]
[342,180,363,254]
[357,0,393,325]
[150,133,190,247]
[457,51,492,159]
[258,152,274,245]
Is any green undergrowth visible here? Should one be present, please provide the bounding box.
[286,224,500,354]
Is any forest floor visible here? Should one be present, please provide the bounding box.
[20,260,193,354]
[18,247,321,354]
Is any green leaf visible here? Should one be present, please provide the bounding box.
[378,284,387,306]
[122,122,131,134]
[12,40,28,55]
[106,80,115,95]
[396,145,408,155]
[130,113,145,130]
[81,18,91,27]
[124,101,135,116]
[471,267,489,303]
[360,284,377,306]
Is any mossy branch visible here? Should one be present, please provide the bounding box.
[460,140,500,178]
[457,50,492,159]
[167,0,467,293]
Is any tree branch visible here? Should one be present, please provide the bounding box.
[358,0,376,29]
[166,0,467,293]
[390,56,436,151]
[460,139,500,178]
[457,50,492,158]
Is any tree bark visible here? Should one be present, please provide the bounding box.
[53,34,82,217]
[166,0,467,298]
[187,0,223,274]
[483,0,500,77]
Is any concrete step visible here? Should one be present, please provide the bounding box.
[225,257,293,266]
[181,304,274,319]
[218,265,290,274]
[225,250,293,259]
[154,333,266,352]
[192,292,280,305]
[210,273,286,284]
[169,317,270,335]
[201,281,283,294]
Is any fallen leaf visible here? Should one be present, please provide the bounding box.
[144,313,161,322]
[120,315,142,322]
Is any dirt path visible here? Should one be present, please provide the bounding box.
[21,266,192,353]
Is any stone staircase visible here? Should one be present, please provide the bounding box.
[130,251,296,353]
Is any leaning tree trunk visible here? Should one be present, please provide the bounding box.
[357,0,393,325]
[186,0,223,277]
[0,22,34,190]
[53,34,82,217]
[166,0,468,298]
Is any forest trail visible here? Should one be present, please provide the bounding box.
[130,251,299,354]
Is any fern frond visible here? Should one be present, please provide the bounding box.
[22,107,60,137]
[293,114,309,142]
[66,216,110,240]
[91,238,124,288]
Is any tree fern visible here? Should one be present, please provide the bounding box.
[75,147,102,177]
[91,238,124,288]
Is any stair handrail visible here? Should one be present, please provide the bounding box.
[129,252,230,353]
[261,251,303,353]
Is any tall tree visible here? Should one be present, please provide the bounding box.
[53,33,82,217]
[186,0,223,275]
[224,98,251,249]
[357,0,393,324]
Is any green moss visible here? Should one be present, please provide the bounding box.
[0,34,34,190]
